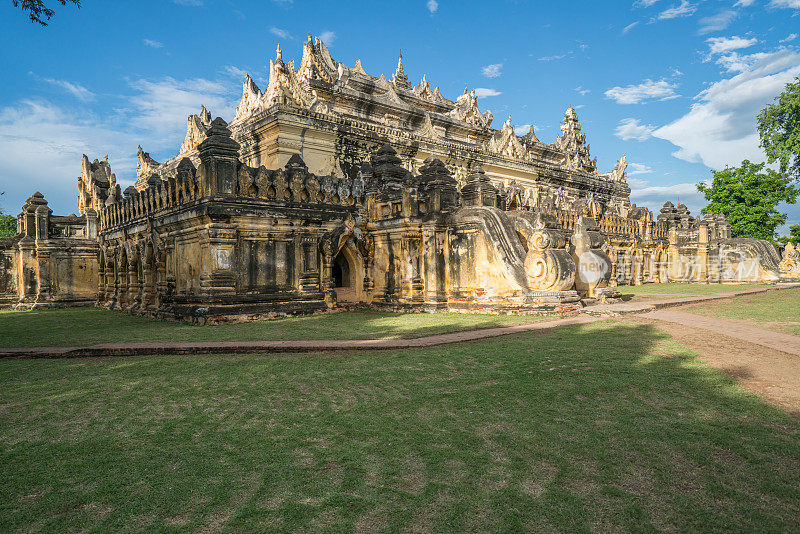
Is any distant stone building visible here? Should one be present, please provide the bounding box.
[0,35,786,320]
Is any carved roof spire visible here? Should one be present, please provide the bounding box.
[276,43,283,64]
[393,50,408,87]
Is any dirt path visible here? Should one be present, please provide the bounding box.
[0,315,599,358]
[628,315,800,419]
[640,309,800,356]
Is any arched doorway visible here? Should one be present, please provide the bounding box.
[332,241,363,303]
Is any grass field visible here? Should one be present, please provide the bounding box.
[0,308,557,348]
[618,282,773,299]
[1,320,799,532]
[684,287,800,336]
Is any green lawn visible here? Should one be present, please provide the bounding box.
[1,321,799,532]
[684,287,800,336]
[0,308,558,348]
[618,282,773,300]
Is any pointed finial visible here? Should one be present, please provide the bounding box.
[393,49,408,86]
[307,32,312,44]
[276,43,282,62]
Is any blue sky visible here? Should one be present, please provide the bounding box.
[1,0,799,233]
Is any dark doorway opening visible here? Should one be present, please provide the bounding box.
[333,252,350,288]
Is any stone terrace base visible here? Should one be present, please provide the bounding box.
[153,293,329,324]
[125,290,585,324]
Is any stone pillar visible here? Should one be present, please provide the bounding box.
[607,245,618,287]
[97,257,106,306]
[632,248,643,286]
[322,240,336,308]
[85,208,98,239]
[697,221,709,283]
[422,225,448,309]
[155,250,167,309]
[128,254,141,311]
[141,259,153,310]
[196,118,241,198]
[199,225,237,295]
[667,227,680,282]
[33,248,53,307]
[105,248,117,308]
[15,237,37,307]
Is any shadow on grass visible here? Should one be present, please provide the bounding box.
[1,320,799,532]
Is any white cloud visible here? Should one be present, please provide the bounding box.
[628,162,653,175]
[38,76,95,102]
[735,0,756,5]
[622,21,640,34]
[427,0,438,13]
[770,0,800,7]
[0,74,241,215]
[634,0,660,6]
[319,30,336,45]
[615,118,657,140]
[706,36,758,55]
[481,63,503,78]
[0,100,138,215]
[269,27,292,40]
[605,79,680,104]
[780,33,798,43]
[127,77,236,148]
[222,65,248,78]
[714,50,782,73]
[653,48,800,170]
[697,10,737,35]
[654,0,696,20]
[514,124,533,136]
[575,86,590,95]
[538,53,567,61]
[474,88,501,98]
[629,180,705,214]
[143,39,164,49]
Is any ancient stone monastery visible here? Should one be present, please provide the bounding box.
[0,35,791,320]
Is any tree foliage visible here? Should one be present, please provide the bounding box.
[0,215,16,237]
[12,0,79,26]
[778,223,800,246]
[758,76,800,181]
[697,160,798,241]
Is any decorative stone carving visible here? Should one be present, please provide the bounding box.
[392,52,409,88]
[518,213,575,292]
[297,33,338,85]
[571,216,614,298]
[779,242,800,280]
[264,45,312,109]
[556,107,596,173]
[488,117,528,160]
[414,74,435,100]
[135,146,161,189]
[448,88,493,129]
[234,74,262,122]
[78,155,115,215]
[608,154,627,182]
[179,105,213,156]
[461,166,498,208]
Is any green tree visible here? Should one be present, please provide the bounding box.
[758,76,800,181]
[778,222,800,246]
[0,215,16,237]
[12,0,79,26]
[697,160,798,241]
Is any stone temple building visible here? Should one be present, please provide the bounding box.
[0,35,788,320]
